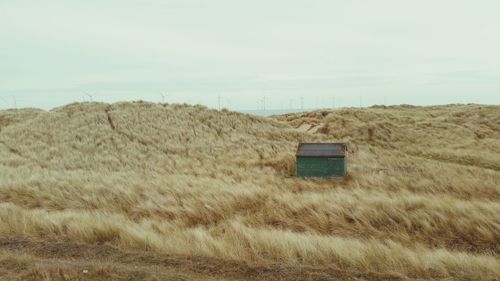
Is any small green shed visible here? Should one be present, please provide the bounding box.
[296,143,348,178]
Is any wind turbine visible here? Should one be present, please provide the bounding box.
[0,96,9,109]
[0,96,8,104]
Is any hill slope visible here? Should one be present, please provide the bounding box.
[0,102,499,280]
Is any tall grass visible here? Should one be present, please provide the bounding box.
[0,102,499,279]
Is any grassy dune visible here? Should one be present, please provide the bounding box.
[0,102,499,280]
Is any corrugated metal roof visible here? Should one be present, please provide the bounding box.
[296,143,347,157]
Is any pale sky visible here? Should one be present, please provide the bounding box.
[1,0,499,110]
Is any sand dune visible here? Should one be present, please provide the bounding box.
[0,102,499,280]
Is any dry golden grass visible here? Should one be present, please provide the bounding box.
[0,102,499,280]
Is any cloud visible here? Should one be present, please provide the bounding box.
[0,0,499,109]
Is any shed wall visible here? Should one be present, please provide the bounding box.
[296,157,346,178]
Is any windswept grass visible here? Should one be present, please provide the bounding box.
[0,102,499,280]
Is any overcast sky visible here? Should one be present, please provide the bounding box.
[1,0,499,110]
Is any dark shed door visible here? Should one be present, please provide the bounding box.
[297,157,345,178]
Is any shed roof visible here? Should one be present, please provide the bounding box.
[296,143,347,158]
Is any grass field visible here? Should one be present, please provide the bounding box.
[0,102,499,280]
